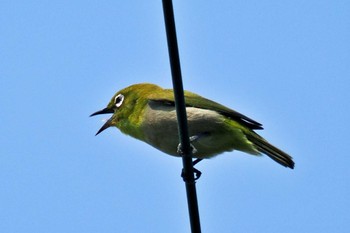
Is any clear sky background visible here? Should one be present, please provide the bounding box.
[1,1,349,232]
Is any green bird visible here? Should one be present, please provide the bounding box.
[91,83,294,169]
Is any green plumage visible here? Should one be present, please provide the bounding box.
[91,83,294,169]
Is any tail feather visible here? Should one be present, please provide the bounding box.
[247,133,295,169]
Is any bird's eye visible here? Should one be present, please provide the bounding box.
[114,94,124,108]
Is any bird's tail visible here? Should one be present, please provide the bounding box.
[246,133,295,169]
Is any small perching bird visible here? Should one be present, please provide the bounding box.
[91,83,294,169]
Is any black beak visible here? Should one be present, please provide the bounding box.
[94,118,112,136]
[90,108,114,117]
[90,108,114,136]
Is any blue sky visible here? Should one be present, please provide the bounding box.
[1,1,349,232]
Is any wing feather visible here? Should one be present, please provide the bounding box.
[148,89,263,130]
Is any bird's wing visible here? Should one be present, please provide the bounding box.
[148,90,263,130]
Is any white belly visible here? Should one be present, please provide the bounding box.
[141,103,236,158]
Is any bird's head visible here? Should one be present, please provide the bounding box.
[90,83,161,136]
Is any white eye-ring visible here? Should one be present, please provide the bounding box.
[114,94,124,108]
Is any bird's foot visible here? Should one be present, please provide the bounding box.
[177,134,205,155]
[180,158,203,181]
[181,167,202,181]
[177,142,198,155]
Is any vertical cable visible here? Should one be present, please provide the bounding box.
[161,1,202,232]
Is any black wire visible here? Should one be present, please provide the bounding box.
[161,1,202,232]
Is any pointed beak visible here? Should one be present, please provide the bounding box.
[94,118,113,136]
[90,108,114,117]
[90,108,114,136]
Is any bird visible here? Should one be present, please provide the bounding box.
[91,83,294,170]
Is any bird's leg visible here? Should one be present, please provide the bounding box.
[178,134,207,181]
[193,158,203,166]
[180,157,203,181]
[191,159,203,180]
